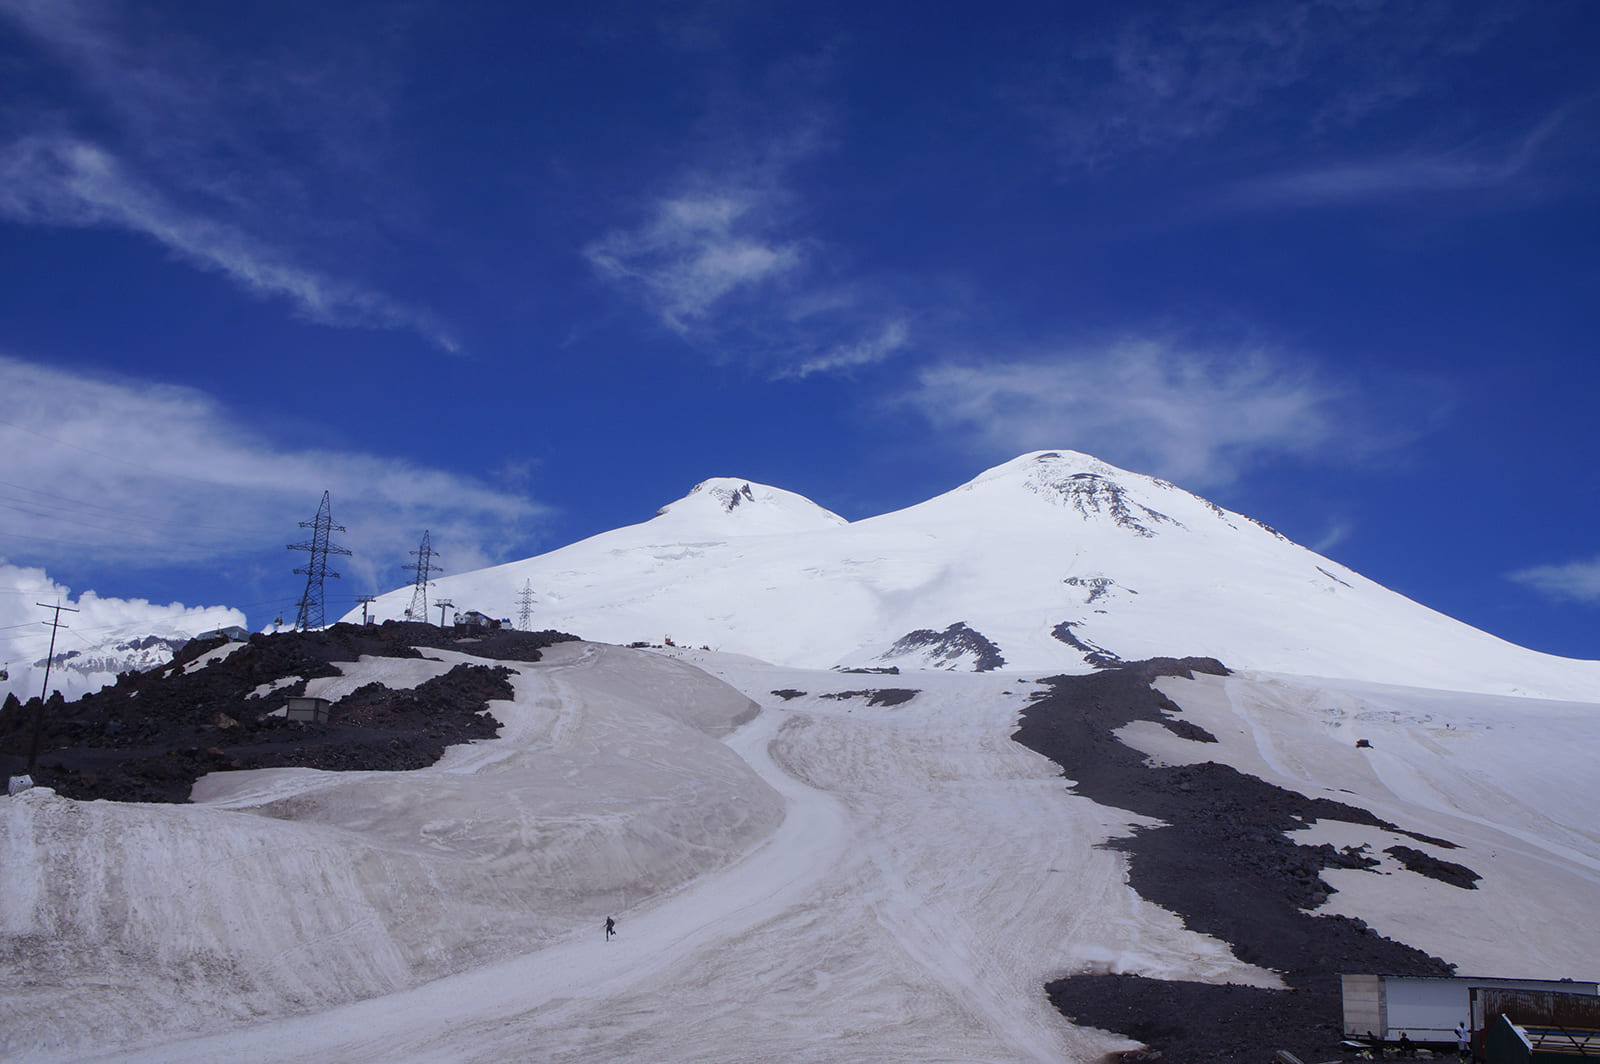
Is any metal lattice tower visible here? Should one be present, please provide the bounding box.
[287,491,351,631]
[404,530,441,623]
[516,580,536,630]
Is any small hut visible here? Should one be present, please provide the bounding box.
[285,696,331,723]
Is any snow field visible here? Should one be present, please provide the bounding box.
[352,452,1600,702]
[1118,670,1600,979]
[9,639,1594,1063]
[3,642,782,1061]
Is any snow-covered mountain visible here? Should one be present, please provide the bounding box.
[2,624,245,704]
[349,451,1600,701]
[10,453,1599,1064]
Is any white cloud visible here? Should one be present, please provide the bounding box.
[1022,1,1517,171]
[0,354,548,591]
[1231,113,1568,207]
[584,127,909,378]
[0,135,457,350]
[0,561,247,701]
[780,320,911,380]
[1508,557,1600,604]
[1312,520,1354,555]
[0,2,454,351]
[895,339,1343,487]
[586,189,804,332]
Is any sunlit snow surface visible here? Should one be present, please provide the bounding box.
[352,453,1600,701]
[5,641,1597,1063]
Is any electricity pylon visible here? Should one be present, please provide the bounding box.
[404,530,440,623]
[287,491,351,631]
[516,580,536,630]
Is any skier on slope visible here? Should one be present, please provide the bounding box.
[604,916,616,941]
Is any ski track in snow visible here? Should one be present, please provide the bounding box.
[9,643,1240,1064]
[80,693,846,1063]
[8,641,1600,1063]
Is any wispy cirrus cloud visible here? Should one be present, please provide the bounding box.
[584,125,911,378]
[0,136,458,348]
[895,338,1369,487]
[0,354,547,592]
[1020,1,1519,171]
[0,0,454,349]
[1229,111,1571,207]
[586,187,805,333]
[1508,557,1600,604]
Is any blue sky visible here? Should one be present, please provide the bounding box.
[1,0,1597,662]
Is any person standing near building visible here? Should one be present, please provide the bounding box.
[1457,1021,1471,1060]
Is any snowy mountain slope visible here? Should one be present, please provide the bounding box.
[351,451,1600,701]
[2,642,781,1059]
[2,627,240,704]
[8,644,1597,1064]
[1126,667,1600,978]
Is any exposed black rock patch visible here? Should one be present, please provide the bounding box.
[1247,515,1288,541]
[1317,566,1353,589]
[1159,716,1218,743]
[1040,473,1179,537]
[1050,621,1123,667]
[770,689,807,701]
[1013,658,1456,1064]
[1384,845,1480,890]
[819,689,919,707]
[709,482,757,511]
[883,622,1006,672]
[1,622,578,803]
[839,665,900,674]
[1063,576,1136,604]
[1202,498,1237,526]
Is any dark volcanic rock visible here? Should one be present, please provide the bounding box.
[1385,845,1480,890]
[819,688,920,707]
[884,621,1006,671]
[1050,620,1123,667]
[0,622,578,803]
[1013,658,1456,1064]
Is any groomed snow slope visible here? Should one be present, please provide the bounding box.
[2,643,782,1060]
[352,452,1600,701]
[5,642,1597,1063]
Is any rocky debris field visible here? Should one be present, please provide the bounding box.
[819,688,921,706]
[0,622,579,803]
[1014,658,1468,1064]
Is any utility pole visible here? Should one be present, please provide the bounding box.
[404,531,440,623]
[287,491,351,630]
[356,595,377,625]
[516,580,536,630]
[436,599,455,628]
[26,601,78,776]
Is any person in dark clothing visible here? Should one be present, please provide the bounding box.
[604,916,616,941]
[1398,1032,1414,1058]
